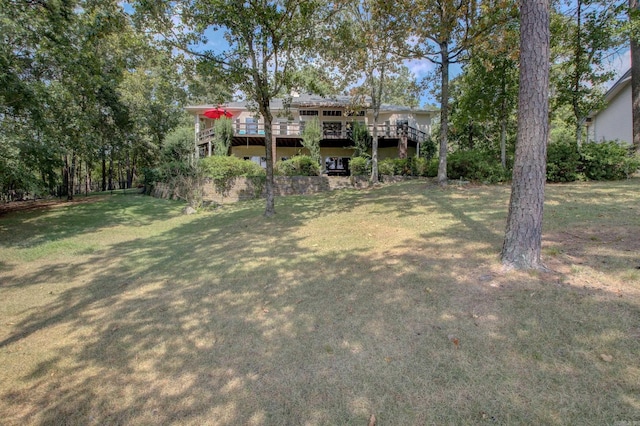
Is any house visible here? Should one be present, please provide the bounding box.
[586,69,632,144]
[185,94,437,175]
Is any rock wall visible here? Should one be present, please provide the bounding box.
[151,176,372,204]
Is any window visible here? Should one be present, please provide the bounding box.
[323,110,343,117]
[346,110,366,117]
[323,121,342,137]
[246,117,258,134]
[300,110,319,116]
[278,121,289,135]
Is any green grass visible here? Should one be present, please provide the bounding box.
[0,180,639,425]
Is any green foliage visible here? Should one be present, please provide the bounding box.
[580,141,640,181]
[547,138,581,182]
[350,156,370,176]
[200,156,265,180]
[377,158,420,176]
[378,159,396,176]
[351,121,372,158]
[276,155,320,176]
[200,155,266,196]
[447,149,508,183]
[419,137,437,161]
[301,117,322,166]
[163,125,195,162]
[213,117,234,156]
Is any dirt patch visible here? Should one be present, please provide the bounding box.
[0,197,108,217]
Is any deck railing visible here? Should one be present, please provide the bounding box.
[198,122,428,144]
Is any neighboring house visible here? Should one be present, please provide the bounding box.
[586,69,632,145]
[185,93,437,175]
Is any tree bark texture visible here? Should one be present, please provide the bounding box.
[261,102,276,217]
[437,44,449,186]
[501,0,550,270]
[631,0,640,153]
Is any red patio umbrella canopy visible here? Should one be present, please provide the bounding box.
[203,107,233,120]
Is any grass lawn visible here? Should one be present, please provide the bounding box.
[0,179,639,425]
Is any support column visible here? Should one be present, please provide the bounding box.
[194,114,200,158]
[272,134,278,167]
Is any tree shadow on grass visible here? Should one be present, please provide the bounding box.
[1,182,639,425]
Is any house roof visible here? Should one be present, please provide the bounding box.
[184,94,438,115]
[587,69,631,119]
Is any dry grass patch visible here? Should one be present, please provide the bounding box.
[0,180,639,425]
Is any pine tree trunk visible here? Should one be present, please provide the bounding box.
[501,0,550,270]
[631,0,640,153]
[437,44,450,186]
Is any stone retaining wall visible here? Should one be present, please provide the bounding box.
[151,175,372,204]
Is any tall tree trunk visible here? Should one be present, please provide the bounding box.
[501,0,550,270]
[108,153,114,191]
[573,0,584,146]
[437,43,450,186]
[631,0,640,153]
[370,68,383,184]
[101,147,107,192]
[67,152,76,201]
[260,102,276,217]
[499,61,508,169]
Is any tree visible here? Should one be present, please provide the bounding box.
[410,0,507,185]
[501,0,550,270]
[212,117,234,156]
[551,0,622,146]
[381,65,422,108]
[133,0,329,216]
[301,117,322,166]
[449,11,519,167]
[331,0,408,183]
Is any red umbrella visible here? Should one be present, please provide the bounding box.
[203,107,233,119]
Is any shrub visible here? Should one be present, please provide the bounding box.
[425,158,439,177]
[301,117,322,166]
[212,117,234,156]
[350,156,370,176]
[163,126,195,162]
[447,149,507,183]
[419,137,437,161]
[580,141,639,180]
[200,155,265,196]
[276,155,320,176]
[378,158,396,175]
[547,138,581,182]
[352,121,372,157]
[414,157,431,177]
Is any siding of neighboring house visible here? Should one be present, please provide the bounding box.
[587,70,633,145]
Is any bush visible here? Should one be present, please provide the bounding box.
[350,156,370,176]
[447,149,507,183]
[414,157,431,177]
[580,141,639,181]
[200,155,265,196]
[276,155,320,176]
[378,158,396,175]
[547,138,581,182]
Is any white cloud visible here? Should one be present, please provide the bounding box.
[404,59,436,78]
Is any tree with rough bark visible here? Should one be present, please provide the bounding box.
[329,0,408,183]
[133,0,329,216]
[409,0,509,186]
[501,0,550,270]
